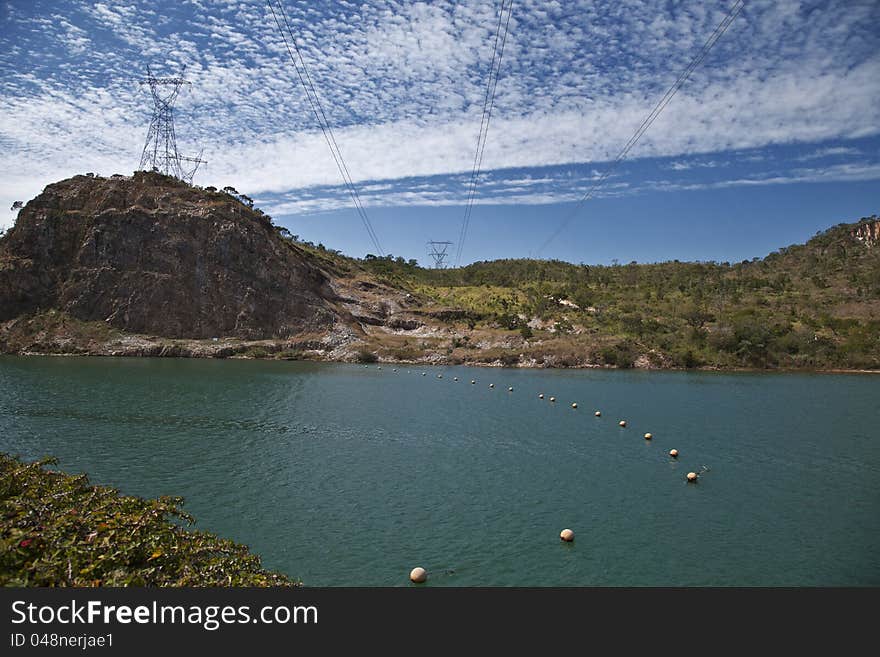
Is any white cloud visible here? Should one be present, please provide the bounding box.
[1,0,879,232]
[796,146,863,161]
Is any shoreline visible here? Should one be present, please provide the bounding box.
[2,348,877,375]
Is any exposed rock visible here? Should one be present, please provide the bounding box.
[851,219,880,247]
[0,172,342,339]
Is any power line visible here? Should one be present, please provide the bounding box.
[455,0,514,267]
[266,0,384,256]
[534,0,745,257]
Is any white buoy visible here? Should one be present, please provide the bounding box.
[549,397,556,403]
[454,377,459,381]
[438,374,443,379]
[378,366,382,370]
[560,528,574,542]
[410,567,427,583]
[687,472,698,482]
[571,403,578,409]
[508,386,514,392]
[471,380,476,385]
[619,420,627,427]
[644,432,652,440]
[594,411,601,417]
[422,372,426,376]
[539,393,544,399]
[489,383,494,388]
[669,449,679,458]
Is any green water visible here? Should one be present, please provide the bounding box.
[1,356,878,586]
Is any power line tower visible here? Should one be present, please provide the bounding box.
[427,241,454,269]
[138,65,206,183]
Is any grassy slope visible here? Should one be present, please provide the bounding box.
[351,216,880,369]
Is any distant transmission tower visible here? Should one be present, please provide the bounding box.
[427,241,454,269]
[138,65,205,183]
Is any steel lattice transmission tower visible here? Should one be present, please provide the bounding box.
[138,65,205,183]
[427,241,454,269]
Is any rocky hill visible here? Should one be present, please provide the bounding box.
[0,172,877,370]
[0,172,341,338]
[0,172,421,356]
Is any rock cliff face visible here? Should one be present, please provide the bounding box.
[851,219,880,247]
[0,172,342,339]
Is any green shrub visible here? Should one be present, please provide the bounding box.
[0,454,296,587]
[356,349,378,363]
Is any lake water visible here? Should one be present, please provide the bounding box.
[1,356,878,586]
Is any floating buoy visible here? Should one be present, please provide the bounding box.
[619,420,627,427]
[539,393,544,399]
[644,432,652,440]
[669,449,679,458]
[393,368,398,372]
[687,472,698,482]
[453,377,458,381]
[571,403,578,409]
[377,366,382,370]
[549,397,556,403]
[594,410,601,417]
[409,567,427,583]
[560,528,574,542]
[422,372,426,376]
[471,380,476,385]
[437,374,443,379]
[489,383,494,388]
[508,386,514,392]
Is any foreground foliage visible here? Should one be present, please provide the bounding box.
[0,454,297,587]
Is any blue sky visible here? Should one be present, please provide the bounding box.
[1,0,878,265]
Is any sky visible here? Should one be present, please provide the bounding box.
[1,0,878,266]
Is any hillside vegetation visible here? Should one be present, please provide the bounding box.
[2,172,876,370]
[0,453,296,586]
[348,216,880,370]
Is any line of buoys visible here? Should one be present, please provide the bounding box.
[400,368,706,504]
[560,528,574,542]
[410,567,427,583]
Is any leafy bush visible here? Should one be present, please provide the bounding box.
[355,349,378,363]
[599,342,637,368]
[0,454,296,587]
